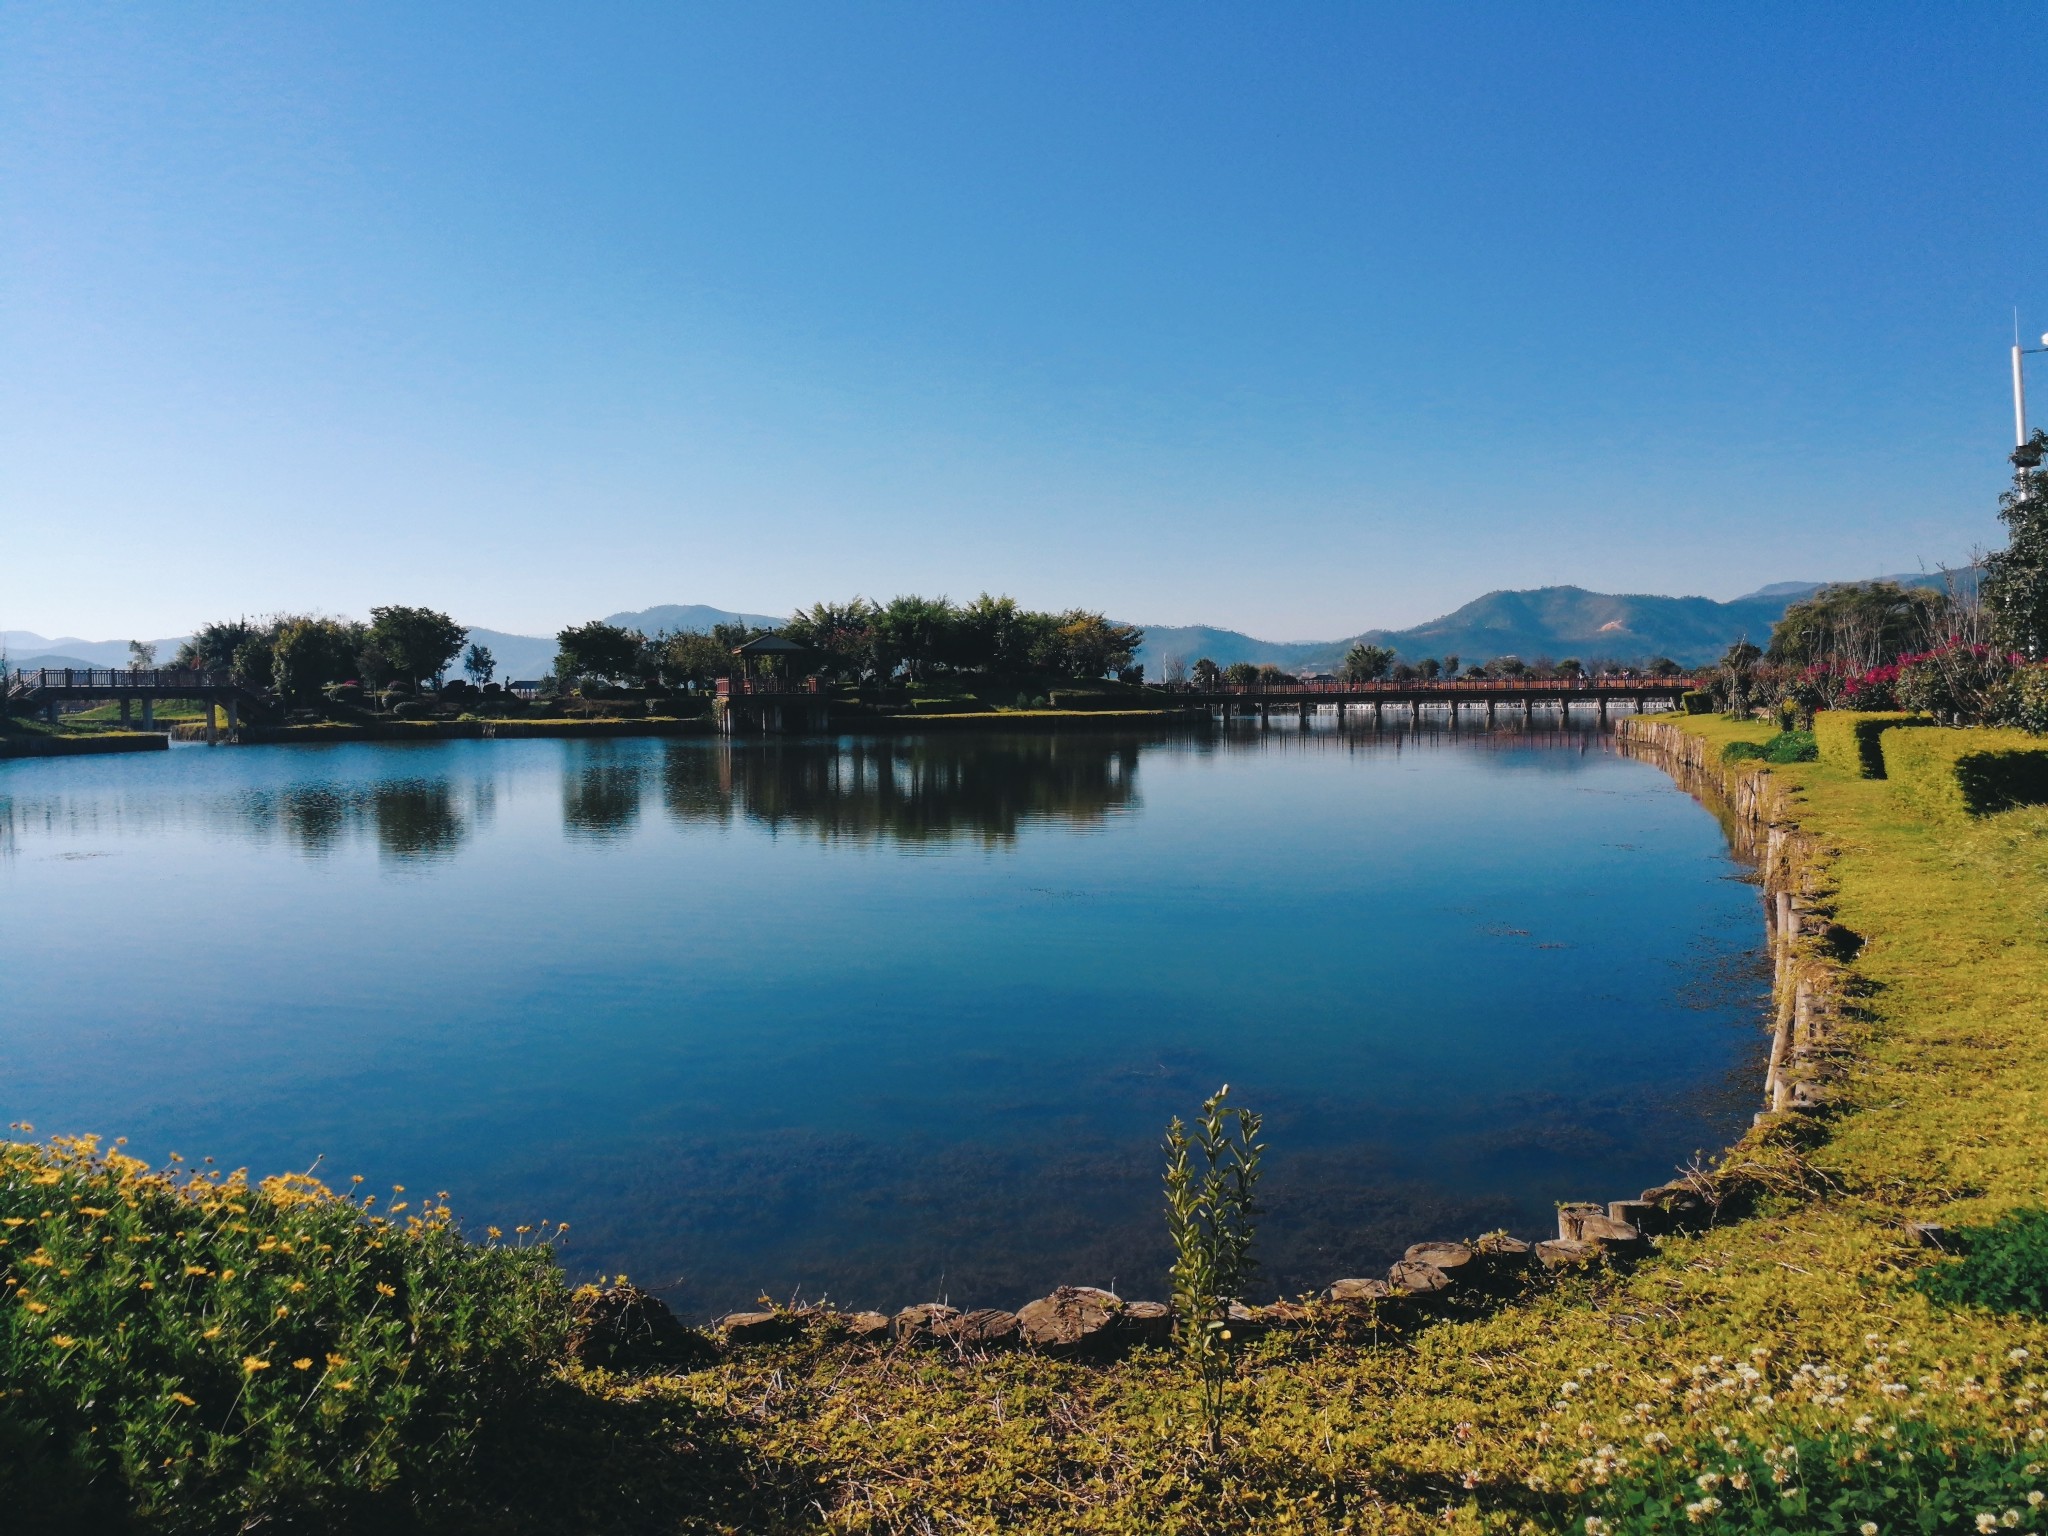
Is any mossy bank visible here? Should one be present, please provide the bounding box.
[6,712,2048,1534]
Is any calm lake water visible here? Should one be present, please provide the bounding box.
[1,726,1766,1317]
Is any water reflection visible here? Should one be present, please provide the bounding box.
[244,779,481,862]
[563,760,644,841]
[662,736,1142,846]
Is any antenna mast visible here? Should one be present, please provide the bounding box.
[2017,310,2030,448]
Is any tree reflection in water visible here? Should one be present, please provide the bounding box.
[562,759,644,841]
[661,735,1142,846]
[255,779,480,862]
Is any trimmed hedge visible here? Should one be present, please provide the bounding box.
[1882,726,2048,819]
[1812,709,1927,779]
[1679,689,1712,715]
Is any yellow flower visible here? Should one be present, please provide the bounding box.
[202,1326,222,1339]
[331,1379,354,1391]
[23,1301,48,1314]
[275,1305,290,1318]
[138,1281,155,1291]
[292,1358,313,1371]
[1,1218,24,1228]
[325,1353,348,1369]
[184,1265,208,1277]
[49,1334,77,1348]
[375,1283,396,1298]
[169,1392,197,1408]
[242,1357,270,1373]
[218,1268,235,1282]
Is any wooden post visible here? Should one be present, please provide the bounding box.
[1522,697,1534,726]
[1298,700,1311,727]
[142,697,155,729]
[1409,698,1421,726]
[119,695,132,725]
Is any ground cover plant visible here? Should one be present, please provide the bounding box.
[0,1134,572,1531]
[7,712,2048,1534]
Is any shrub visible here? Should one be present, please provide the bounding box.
[1164,1085,1262,1458]
[1997,664,2048,735]
[390,701,430,721]
[1811,711,1926,779]
[1883,727,2048,819]
[1680,690,1713,715]
[0,1136,570,1531]
[1917,1207,2048,1317]
[1722,731,1816,765]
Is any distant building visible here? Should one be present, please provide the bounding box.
[508,680,544,699]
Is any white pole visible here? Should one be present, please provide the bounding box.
[2016,343,2029,448]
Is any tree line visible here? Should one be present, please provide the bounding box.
[556,595,1143,689]
[166,595,1146,703]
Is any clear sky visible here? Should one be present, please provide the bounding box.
[3,4,2042,644]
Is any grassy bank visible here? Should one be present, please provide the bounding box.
[7,714,2046,1533]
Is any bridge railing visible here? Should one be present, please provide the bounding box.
[1162,676,1699,696]
[5,668,230,692]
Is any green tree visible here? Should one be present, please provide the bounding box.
[175,620,260,675]
[462,643,496,686]
[127,640,156,670]
[1646,655,1682,678]
[652,630,730,687]
[1042,611,1142,679]
[1986,430,2048,658]
[1340,643,1394,682]
[369,607,468,690]
[1416,656,1441,680]
[1767,581,1938,672]
[271,617,364,705]
[1442,652,1460,676]
[871,596,960,680]
[783,600,879,680]
[1557,657,1584,679]
[553,621,645,686]
[1223,661,1258,687]
[1192,657,1221,687]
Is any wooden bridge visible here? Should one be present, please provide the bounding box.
[3,668,260,743]
[1170,675,1700,728]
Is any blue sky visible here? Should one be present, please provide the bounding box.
[2,3,2041,643]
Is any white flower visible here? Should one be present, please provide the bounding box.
[1584,1519,1607,1536]
[2012,1348,2031,1364]
[1752,1394,1776,1410]
[2029,1491,2044,1508]
[2000,1514,2019,1530]
[1859,1524,1879,1536]
[1977,1515,1998,1533]
[1697,1472,1723,1491]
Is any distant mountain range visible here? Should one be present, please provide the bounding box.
[1135,572,1964,673]
[2,574,1966,680]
